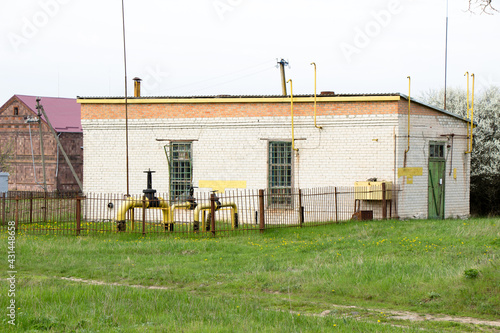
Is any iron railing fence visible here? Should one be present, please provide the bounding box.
[0,185,399,237]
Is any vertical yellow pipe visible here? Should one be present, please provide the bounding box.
[405,76,411,155]
[310,62,322,129]
[470,73,475,153]
[287,79,298,151]
[465,72,470,153]
[465,72,474,154]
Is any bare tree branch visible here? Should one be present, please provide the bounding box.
[468,0,498,14]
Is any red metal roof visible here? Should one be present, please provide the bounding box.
[16,95,82,133]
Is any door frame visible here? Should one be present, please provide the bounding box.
[428,141,446,219]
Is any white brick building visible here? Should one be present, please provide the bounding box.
[78,93,472,219]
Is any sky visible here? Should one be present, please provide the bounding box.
[0,0,499,105]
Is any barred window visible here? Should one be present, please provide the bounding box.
[429,142,445,159]
[268,141,292,206]
[169,142,192,202]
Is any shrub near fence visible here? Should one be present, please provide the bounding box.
[0,185,399,237]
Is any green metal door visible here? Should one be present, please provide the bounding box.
[428,142,446,219]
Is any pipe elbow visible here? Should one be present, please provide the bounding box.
[116,197,147,221]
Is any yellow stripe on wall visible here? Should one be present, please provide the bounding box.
[199,180,247,192]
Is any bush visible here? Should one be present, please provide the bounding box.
[464,269,480,279]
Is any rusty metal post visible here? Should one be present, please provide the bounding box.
[334,187,338,223]
[210,193,216,237]
[382,183,387,220]
[15,197,19,231]
[259,190,265,233]
[131,208,135,231]
[1,192,5,225]
[389,200,392,219]
[29,192,33,224]
[76,196,82,236]
[298,189,304,226]
[43,191,48,223]
[142,196,146,236]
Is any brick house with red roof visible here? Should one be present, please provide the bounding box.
[0,95,83,192]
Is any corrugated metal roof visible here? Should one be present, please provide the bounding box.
[15,95,82,133]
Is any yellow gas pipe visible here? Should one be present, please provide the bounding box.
[405,76,411,157]
[287,79,299,151]
[193,202,239,231]
[115,197,171,231]
[465,72,475,154]
[168,202,191,225]
[310,62,322,129]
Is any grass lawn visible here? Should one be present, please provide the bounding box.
[1,217,499,332]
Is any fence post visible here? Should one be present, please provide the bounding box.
[334,187,338,223]
[259,190,265,233]
[142,196,146,236]
[382,183,387,220]
[29,192,33,224]
[210,193,216,237]
[76,196,82,236]
[43,191,48,223]
[1,192,5,225]
[298,189,304,226]
[15,197,19,231]
[131,208,135,232]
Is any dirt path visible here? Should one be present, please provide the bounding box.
[60,276,500,330]
[60,277,173,290]
[319,306,500,329]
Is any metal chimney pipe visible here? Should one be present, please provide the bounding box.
[277,59,289,96]
[133,77,142,97]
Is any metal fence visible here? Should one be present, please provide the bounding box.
[0,185,399,237]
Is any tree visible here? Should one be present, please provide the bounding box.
[468,0,498,14]
[421,86,500,215]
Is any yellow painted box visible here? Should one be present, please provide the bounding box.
[354,181,392,201]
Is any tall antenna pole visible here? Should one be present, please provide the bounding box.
[121,0,130,196]
[444,0,449,110]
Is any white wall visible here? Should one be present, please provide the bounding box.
[82,112,470,219]
[396,114,470,219]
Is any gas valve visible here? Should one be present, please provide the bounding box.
[187,186,198,210]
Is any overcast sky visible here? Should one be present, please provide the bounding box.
[1,0,499,105]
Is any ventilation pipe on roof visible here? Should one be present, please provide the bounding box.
[465,72,474,154]
[277,59,289,96]
[310,62,322,129]
[404,76,411,167]
[133,77,142,97]
[287,79,299,152]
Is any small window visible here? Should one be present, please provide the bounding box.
[268,141,293,206]
[14,107,19,115]
[429,142,445,159]
[169,142,192,202]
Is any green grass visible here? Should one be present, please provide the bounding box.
[1,218,499,332]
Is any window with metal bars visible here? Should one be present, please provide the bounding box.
[268,141,293,206]
[429,142,445,159]
[169,142,192,202]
